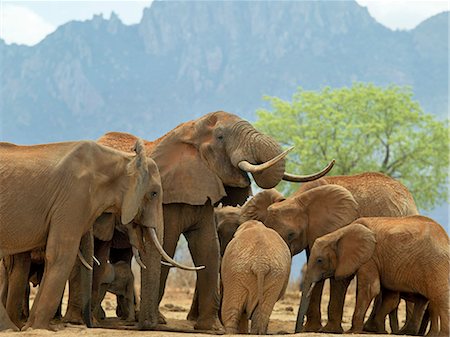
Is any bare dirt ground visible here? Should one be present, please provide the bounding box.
[0,278,407,337]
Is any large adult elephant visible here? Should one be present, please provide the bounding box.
[0,139,165,331]
[248,172,419,333]
[97,111,334,330]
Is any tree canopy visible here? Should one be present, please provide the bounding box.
[255,83,449,211]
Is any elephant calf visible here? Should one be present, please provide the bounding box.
[221,220,291,334]
[94,260,136,322]
[298,215,449,337]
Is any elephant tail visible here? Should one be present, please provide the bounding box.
[247,265,269,320]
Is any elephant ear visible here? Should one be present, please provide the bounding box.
[334,223,377,279]
[295,184,359,247]
[121,139,150,224]
[240,189,285,223]
[93,213,116,241]
[151,129,226,205]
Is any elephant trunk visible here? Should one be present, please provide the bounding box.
[230,121,287,189]
[249,133,287,189]
[295,277,316,333]
[138,228,161,330]
[79,231,93,328]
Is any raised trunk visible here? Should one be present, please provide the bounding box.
[250,133,286,189]
[230,122,286,189]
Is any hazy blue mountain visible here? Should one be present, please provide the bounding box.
[1,1,448,231]
[1,1,448,145]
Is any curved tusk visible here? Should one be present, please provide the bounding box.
[132,246,147,270]
[93,256,100,266]
[149,228,205,271]
[161,260,175,268]
[238,147,294,174]
[78,251,93,271]
[283,159,335,182]
[306,282,316,298]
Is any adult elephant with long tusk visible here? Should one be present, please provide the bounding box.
[97,111,333,331]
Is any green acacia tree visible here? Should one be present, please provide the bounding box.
[255,83,449,211]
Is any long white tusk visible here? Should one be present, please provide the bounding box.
[238,147,293,173]
[283,159,335,182]
[93,256,100,266]
[149,228,205,271]
[161,261,175,268]
[306,282,316,298]
[132,246,147,270]
[78,251,93,271]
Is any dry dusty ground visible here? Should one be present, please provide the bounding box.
[0,279,407,337]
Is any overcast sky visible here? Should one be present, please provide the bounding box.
[0,0,448,46]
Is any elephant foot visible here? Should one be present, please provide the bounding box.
[346,327,364,334]
[158,311,167,324]
[62,311,84,325]
[0,321,19,332]
[138,319,158,330]
[396,326,420,335]
[194,317,224,332]
[363,320,386,334]
[321,322,344,333]
[23,321,59,332]
[187,309,199,322]
[303,320,323,332]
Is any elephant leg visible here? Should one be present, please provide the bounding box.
[364,289,400,334]
[157,206,183,324]
[348,263,380,334]
[0,303,18,331]
[63,260,85,324]
[398,298,428,335]
[322,276,352,333]
[221,283,246,334]
[25,228,81,330]
[0,260,7,307]
[418,309,430,335]
[389,308,400,334]
[250,281,282,335]
[303,279,324,332]
[125,280,136,321]
[0,257,18,332]
[187,285,199,322]
[426,301,440,336]
[184,206,222,331]
[91,239,111,322]
[6,252,31,329]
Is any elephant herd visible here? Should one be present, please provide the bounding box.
[0,111,448,336]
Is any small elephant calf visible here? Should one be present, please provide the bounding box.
[221,220,291,334]
[94,260,136,322]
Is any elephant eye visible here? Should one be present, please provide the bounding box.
[150,191,158,198]
[287,231,295,242]
[316,257,323,264]
[217,135,224,141]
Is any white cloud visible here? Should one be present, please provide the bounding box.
[0,3,56,45]
[0,1,152,46]
[356,0,449,30]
